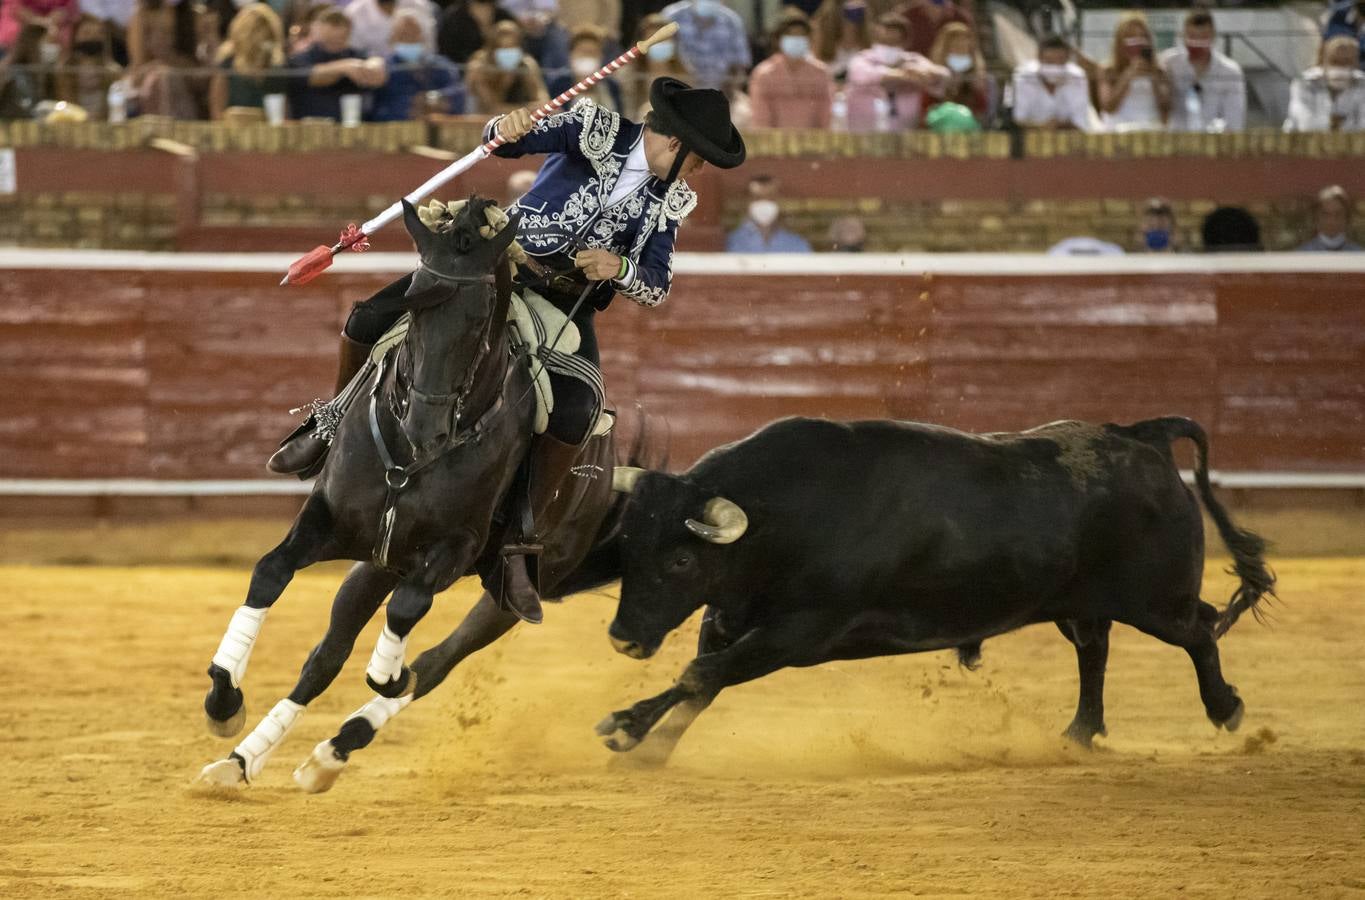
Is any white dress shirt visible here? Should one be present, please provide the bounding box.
[1011,60,1096,132]
[1284,67,1365,132]
[605,138,652,208]
[1159,46,1246,132]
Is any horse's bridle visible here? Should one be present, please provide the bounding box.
[392,265,497,423]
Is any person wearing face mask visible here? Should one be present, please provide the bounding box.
[1285,35,1365,133]
[622,12,690,116]
[546,23,623,112]
[209,3,286,119]
[726,175,812,252]
[56,14,123,116]
[1158,6,1244,132]
[466,18,548,114]
[660,0,750,94]
[1136,198,1178,253]
[437,0,514,65]
[286,8,386,120]
[845,12,946,132]
[748,9,833,128]
[1010,33,1096,131]
[925,20,991,126]
[341,0,434,59]
[1298,185,1362,252]
[369,8,463,119]
[1099,12,1170,132]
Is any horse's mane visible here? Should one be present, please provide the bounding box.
[444,196,499,255]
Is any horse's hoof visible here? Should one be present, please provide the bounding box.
[595,713,639,752]
[197,757,246,787]
[294,740,346,794]
[205,704,246,739]
[1215,696,1245,733]
[366,666,412,699]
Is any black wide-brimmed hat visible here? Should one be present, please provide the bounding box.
[649,77,746,170]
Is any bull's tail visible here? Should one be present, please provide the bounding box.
[1128,416,1277,638]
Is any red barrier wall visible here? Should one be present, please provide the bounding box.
[2,263,1362,478]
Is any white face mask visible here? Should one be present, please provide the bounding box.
[646,40,675,62]
[693,0,719,17]
[1039,62,1069,84]
[1325,66,1354,91]
[571,55,598,78]
[493,47,523,71]
[749,199,779,228]
[946,53,973,73]
[1317,231,1348,249]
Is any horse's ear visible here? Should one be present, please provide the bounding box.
[401,199,434,255]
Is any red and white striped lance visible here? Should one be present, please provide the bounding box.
[281,22,680,286]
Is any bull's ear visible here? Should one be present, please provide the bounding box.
[613,466,645,493]
[401,198,434,256]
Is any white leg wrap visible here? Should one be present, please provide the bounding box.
[349,693,413,732]
[211,605,268,688]
[233,698,304,781]
[365,625,408,686]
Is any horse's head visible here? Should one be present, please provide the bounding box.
[396,196,519,457]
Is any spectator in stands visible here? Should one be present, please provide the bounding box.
[438,0,514,66]
[343,0,434,59]
[557,0,619,44]
[811,0,869,80]
[845,12,945,132]
[1159,6,1244,133]
[0,0,78,53]
[370,8,463,119]
[1299,184,1362,252]
[465,19,548,114]
[56,14,122,117]
[78,0,136,65]
[126,0,209,118]
[748,8,833,129]
[209,4,286,120]
[287,2,329,54]
[0,23,49,118]
[1323,0,1365,64]
[505,0,568,81]
[1010,33,1094,131]
[1285,35,1365,132]
[661,0,750,94]
[619,0,669,56]
[897,0,972,59]
[622,11,690,116]
[827,214,866,251]
[925,20,991,127]
[1201,206,1261,252]
[547,24,622,112]
[1137,197,1178,253]
[286,7,386,119]
[1099,12,1169,132]
[726,175,812,253]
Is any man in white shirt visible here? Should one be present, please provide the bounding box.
[1011,34,1096,131]
[1284,35,1365,132]
[1159,7,1246,132]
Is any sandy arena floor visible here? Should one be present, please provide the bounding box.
[1,526,1362,898]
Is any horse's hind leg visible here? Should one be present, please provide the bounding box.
[295,589,514,793]
[204,495,335,738]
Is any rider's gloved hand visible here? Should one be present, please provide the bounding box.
[496,107,536,143]
[574,248,625,282]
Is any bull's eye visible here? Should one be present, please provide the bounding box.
[669,554,694,573]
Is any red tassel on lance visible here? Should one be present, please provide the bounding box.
[340,223,371,252]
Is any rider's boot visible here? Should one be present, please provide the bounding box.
[267,333,373,476]
[497,434,584,625]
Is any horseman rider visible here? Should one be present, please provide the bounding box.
[267,77,746,621]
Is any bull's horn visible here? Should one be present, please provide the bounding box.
[685,497,748,544]
[613,466,645,493]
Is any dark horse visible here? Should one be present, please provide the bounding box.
[198,197,637,791]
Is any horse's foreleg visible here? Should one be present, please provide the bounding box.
[294,590,518,793]
[204,495,334,738]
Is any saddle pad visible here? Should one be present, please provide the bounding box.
[368,291,611,438]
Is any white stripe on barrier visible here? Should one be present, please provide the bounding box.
[0,249,1363,276]
[0,473,1362,496]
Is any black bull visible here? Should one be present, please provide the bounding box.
[597,415,1275,762]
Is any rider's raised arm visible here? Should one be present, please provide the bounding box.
[483,104,587,159]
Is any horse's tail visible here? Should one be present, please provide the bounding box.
[1127,416,1277,638]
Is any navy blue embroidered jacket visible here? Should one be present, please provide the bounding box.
[484,99,698,309]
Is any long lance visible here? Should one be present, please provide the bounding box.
[280,22,680,286]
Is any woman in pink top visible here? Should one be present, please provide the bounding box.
[748,9,833,129]
[0,0,77,50]
[844,12,946,132]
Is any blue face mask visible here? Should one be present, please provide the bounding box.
[646,40,675,62]
[1144,228,1171,251]
[693,0,719,16]
[393,43,424,63]
[493,46,523,71]
[779,34,810,58]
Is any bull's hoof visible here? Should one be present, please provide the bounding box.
[204,665,245,738]
[197,755,246,787]
[1062,719,1107,749]
[1212,695,1245,733]
[595,712,640,752]
[366,666,413,699]
[294,740,347,794]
